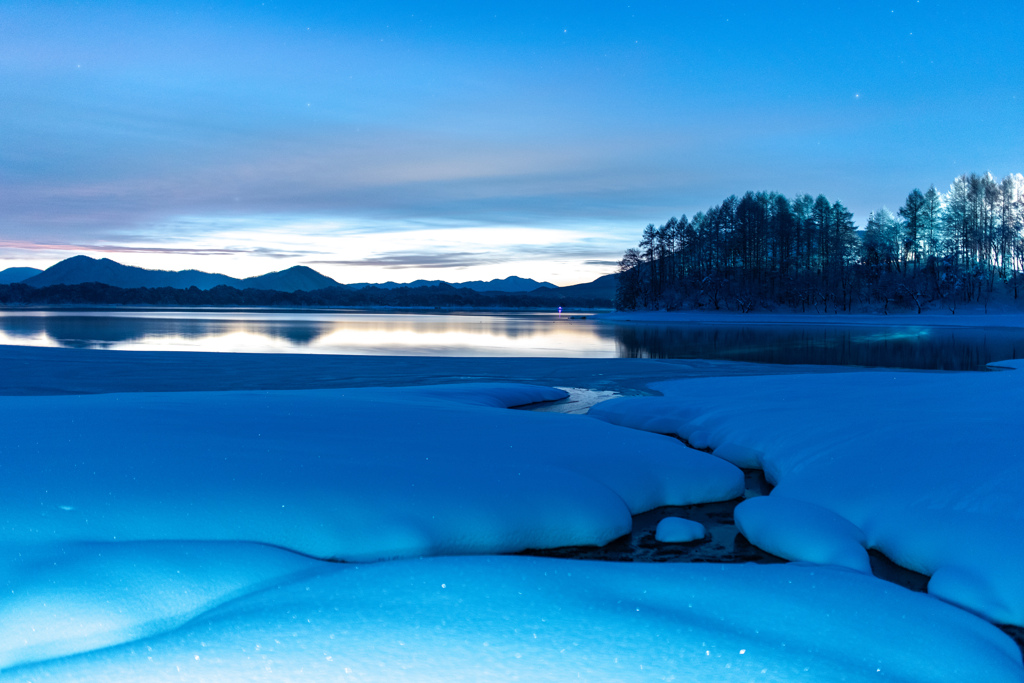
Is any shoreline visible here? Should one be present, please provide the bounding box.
[6,302,1024,329]
[598,309,1024,329]
[0,303,614,313]
[0,345,860,397]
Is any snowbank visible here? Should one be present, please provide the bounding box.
[3,358,1019,680]
[6,553,1019,681]
[0,541,318,670]
[0,383,742,562]
[589,365,1024,625]
[734,497,871,573]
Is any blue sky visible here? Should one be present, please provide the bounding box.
[1,1,1021,285]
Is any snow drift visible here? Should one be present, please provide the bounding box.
[5,552,1019,681]
[0,383,742,562]
[590,363,1024,625]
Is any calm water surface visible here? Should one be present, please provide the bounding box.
[1,307,1023,370]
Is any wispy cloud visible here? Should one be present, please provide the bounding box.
[307,251,500,270]
[246,246,321,259]
[508,239,629,262]
[0,240,312,259]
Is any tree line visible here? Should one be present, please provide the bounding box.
[615,172,1024,313]
[0,282,612,309]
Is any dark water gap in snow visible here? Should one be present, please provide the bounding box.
[517,467,1024,654]
[518,469,777,565]
[516,395,1024,655]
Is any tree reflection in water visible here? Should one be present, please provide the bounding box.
[0,310,1022,370]
[611,323,1024,371]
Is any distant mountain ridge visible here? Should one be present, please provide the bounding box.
[524,273,616,301]
[349,275,556,293]
[0,267,43,284]
[13,255,613,300]
[22,256,342,293]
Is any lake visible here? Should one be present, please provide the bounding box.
[1,307,1023,370]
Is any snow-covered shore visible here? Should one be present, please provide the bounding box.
[0,344,861,397]
[587,358,1024,629]
[0,343,1021,680]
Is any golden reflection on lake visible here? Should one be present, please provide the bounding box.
[0,309,614,357]
[1,309,1021,368]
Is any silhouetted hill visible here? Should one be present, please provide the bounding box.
[0,267,43,284]
[0,280,613,308]
[241,265,342,292]
[527,273,617,300]
[22,256,343,292]
[23,256,238,290]
[349,276,555,292]
[464,276,557,292]
[6,256,613,306]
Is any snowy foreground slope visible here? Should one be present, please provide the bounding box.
[591,360,1024,627]
[6,553,1020,682]
[1,379,1021,679]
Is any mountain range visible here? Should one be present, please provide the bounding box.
[348,275,555,293]
[528,273,616,300]
[0,267,43,284]
[0,256,611,297]
[11,256,339,293]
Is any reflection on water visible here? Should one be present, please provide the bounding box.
[1,308,1023,369]
[612,323,1024,371]
[0,309,611,358]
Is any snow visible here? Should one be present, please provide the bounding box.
[590,363,1024,625]
[734,497,871,573]
[0,344,845,398]
[0,383,742,562]
[0,541,318,670]
[654,516,705,543]
[1,343,1023,679]
[6,554,1020,682]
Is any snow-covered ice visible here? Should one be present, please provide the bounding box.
[654,516,706,543]
[5,553,1020,682]
[0,345,845,397]
[0,540,318,670]
[0,383,742,561]
[590,362,1024,625]
[2,344,1023,680]
[734,496,871,573]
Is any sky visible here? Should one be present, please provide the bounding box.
[1,1,1022,286]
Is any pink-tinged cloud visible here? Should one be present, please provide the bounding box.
[0,240,308,259]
